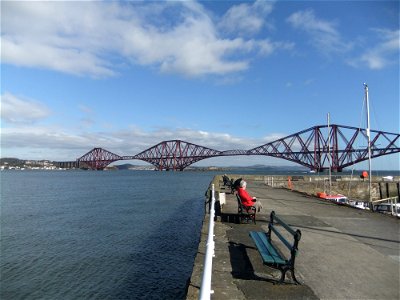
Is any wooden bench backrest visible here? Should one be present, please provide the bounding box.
[222,175,230,184]
[236,193,245,210]
[268,211,301,256]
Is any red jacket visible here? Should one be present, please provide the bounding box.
[237,187,254,207]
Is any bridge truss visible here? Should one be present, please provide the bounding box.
[77,147,122,170]
[129,140,223,171]
[247,124,400,172]
[75,124,400,171]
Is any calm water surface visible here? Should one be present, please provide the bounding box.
[1,170,217,299]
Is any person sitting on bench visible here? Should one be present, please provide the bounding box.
[237,180,262,212]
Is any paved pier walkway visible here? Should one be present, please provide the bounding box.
[187,179,400,299]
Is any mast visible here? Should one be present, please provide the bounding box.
[364,83,372,202]
[327,112,332,195]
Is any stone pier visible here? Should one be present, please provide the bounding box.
[186,175,400,299]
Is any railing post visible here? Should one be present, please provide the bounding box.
[199,184,215,300]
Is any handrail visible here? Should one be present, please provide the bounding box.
[199,184,216,300]
[372,196,398,216]
[371,196,399,204]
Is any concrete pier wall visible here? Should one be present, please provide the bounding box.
[218,174,400,201]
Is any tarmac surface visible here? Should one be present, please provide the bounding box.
[186,179,400,300]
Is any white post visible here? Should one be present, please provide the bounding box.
[327,112,332,195]
[391,198,394,216]
[364,83,372,203]
[199,184,216,300]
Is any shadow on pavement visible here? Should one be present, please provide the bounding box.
[228,241,274,283]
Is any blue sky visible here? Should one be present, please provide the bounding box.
[1,0,399,169]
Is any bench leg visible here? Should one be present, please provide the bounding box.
[278,266,300,285]
[239,214,247,224]
[291,268,301,285]
[238,214,255,224]
[246,214,256,224]
[278,267,288,284]
[251,214,256,224]
[239,215,244,223]
[244,215,251,224]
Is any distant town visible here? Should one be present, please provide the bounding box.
[0,158,61,170]
[0,157,314,172]
[0,158,230,171]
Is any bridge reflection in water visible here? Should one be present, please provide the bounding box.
[58,124,400,171]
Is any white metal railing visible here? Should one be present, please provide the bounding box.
[199,184,216,300]
[264,176,274,187]
[372,196,399,216]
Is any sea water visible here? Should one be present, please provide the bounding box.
[2,168,398,299]
[0,170,216,299]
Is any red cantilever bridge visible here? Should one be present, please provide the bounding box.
[75,124,400,171]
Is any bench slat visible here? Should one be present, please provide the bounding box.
[271,226,293,251]
[274,214,297,236]
[249,231,286,265]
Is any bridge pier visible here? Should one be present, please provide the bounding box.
[54,161,79,169]
[315,167,343,173]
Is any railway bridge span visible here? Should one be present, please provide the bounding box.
[73,124,400,171]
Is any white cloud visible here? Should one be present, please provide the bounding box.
[287,9,336,35]
[287,9,398,70]
[219,0,275,36]
[2,39,116,77]
[0,122,284,162]
[1,1,283,78]
[356,29,400,70]
[0,92,51,123]
[287,9,351,55]
[1,1,117,77]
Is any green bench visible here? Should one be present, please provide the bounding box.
[236,194,256,224]
[249,211,301,284]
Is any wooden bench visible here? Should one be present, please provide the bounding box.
[236,194,256,224]
[222,175,231,186]
[221,175,235,193]
[249,211,301,284]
